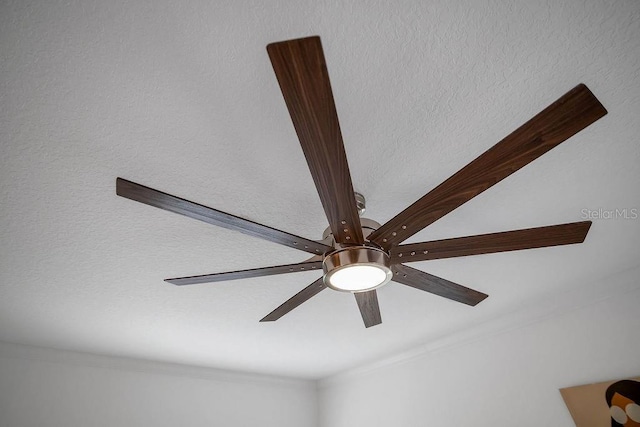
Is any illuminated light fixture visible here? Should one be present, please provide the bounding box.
[322,246,392,292]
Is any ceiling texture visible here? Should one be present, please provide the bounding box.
[1,0,639,379]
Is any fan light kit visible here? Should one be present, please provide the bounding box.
[117,36,607,327]
[323,246,393,292]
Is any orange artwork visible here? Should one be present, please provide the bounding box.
[560,377,640,426]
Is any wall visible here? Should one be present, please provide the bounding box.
[2,268,639,427]
[0,343,317,427]
[318,266,640,427]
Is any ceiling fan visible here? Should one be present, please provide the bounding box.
[117,36,607,328]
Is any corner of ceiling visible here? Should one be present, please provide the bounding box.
[317,263,640,387]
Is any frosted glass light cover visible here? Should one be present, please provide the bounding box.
[328,265,388,291]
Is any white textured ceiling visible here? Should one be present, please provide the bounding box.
[1,0,639,379]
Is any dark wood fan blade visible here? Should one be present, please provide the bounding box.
[165,260,323,286]
[391,221,592,263]
[354,290,382,328]
[391,264,488,306]
[116,178,331,256]
[369,84,607,249]
[260,278,326,322]
[267,36,363,245]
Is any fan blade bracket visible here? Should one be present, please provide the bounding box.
[369,84,607,250]
[267,36,364,245]
[390,221,592,263]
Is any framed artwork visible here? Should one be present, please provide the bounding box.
[560,377,640,426]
